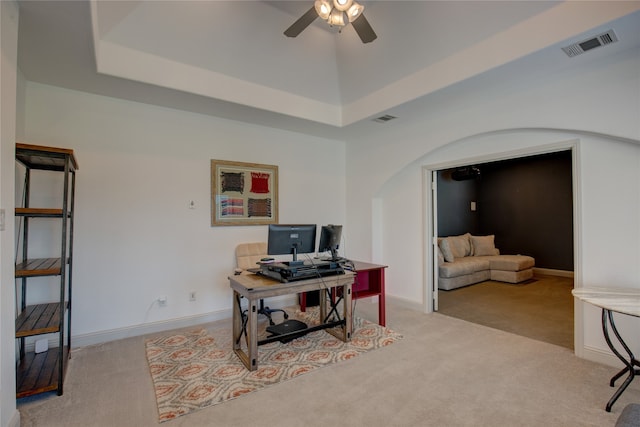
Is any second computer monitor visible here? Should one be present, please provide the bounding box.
[318,224,343,261]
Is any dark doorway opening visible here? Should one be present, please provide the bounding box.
[435,150,574,348]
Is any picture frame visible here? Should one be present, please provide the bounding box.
[211,159,278,226]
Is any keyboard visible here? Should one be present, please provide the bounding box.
[257,261,345,283]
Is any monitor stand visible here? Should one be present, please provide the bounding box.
[318,248,345,263]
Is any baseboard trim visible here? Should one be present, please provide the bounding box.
[8,410,20,427]
[71,295,299,349]
[580,344,621,368]
[71,309,229,348]
[533,267,574,278]
[386,294,424,312]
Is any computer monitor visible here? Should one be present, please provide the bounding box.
[318,224,343,261]
[267,224,317,266]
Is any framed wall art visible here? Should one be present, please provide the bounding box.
[211,159,278,226]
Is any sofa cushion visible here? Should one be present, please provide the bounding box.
[470,234,499,256]
[491,268,533,283]
[440,233,472,262]
[439,270,491,290]
[439,257,490,278]
[489,255,535,271]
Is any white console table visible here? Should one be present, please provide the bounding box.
[572,287,640,412]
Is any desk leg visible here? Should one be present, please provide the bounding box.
[232,292,243,347]
[246,299,258,370]
[300,293,307,312]
[320,284,352,342]
[377,269,386,327]
[601,308,640,412]
[232,293,259,371]
[319,289,327,326]
[343,282,352,341]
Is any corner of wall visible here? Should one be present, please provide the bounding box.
[1,2,20,425]
[6,411,19,427]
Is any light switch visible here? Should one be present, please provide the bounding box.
[470,201,477,211]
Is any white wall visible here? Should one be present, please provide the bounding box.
[0,1,20,426]
[345,45,640,363]
[19,82,346,345]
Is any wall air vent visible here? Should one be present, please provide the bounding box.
[373,114,397,123]
[562,30,618,58]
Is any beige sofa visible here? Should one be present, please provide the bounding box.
[438,233,535,290]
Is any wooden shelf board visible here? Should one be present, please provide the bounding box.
[15,208,66,217]
[16,143,78,171]
[15,258,64,277]
[16,303,64,337]
[16,346,69,398]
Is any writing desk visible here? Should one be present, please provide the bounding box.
[572,287,640,411]
[229,271,354,371]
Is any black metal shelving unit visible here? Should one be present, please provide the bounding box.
[15,143,77,398]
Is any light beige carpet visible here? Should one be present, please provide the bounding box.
[145,309,402,422]
[17,301,639,427]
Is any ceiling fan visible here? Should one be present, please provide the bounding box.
[284,0,377,44]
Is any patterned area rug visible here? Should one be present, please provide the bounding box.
[145,308,402,422]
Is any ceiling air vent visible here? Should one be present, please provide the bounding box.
[373,114,397,123]
[562,30,618,58]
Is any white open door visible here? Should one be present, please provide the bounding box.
[431,170,439,311]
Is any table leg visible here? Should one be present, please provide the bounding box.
[320,283,353,342]
[343,282,352,341]
[247,298,258,370]
[232,292,242,348]
[377,269,386,326]
[319,288,327,325]
[601,308,640,412]
[232,294,259,371]
[300,292,307,312]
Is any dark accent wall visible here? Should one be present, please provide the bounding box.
[437,150,573,271]
[437,172,480,236]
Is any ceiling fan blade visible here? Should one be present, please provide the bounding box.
[284,6,318,38]
[351,13,377,43]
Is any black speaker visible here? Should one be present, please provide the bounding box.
[301,290,320,307]
[451,166,480,181]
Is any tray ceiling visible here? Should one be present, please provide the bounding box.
[17,1,640,135]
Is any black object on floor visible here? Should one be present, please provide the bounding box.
[302,290,320,307]
[266,320,308,343]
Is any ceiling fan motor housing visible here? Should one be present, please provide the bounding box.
[287,0,376,43]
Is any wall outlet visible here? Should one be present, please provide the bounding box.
[158,296,167,307]
[189,291,196,301]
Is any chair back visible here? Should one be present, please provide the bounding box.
[235,242,268,270]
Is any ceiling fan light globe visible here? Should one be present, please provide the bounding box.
[328,9,346,26]
[333,0,353,12]
[346,2,364,22]
[314,0,332,20]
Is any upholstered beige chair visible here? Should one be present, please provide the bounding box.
[235,242,288,325]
